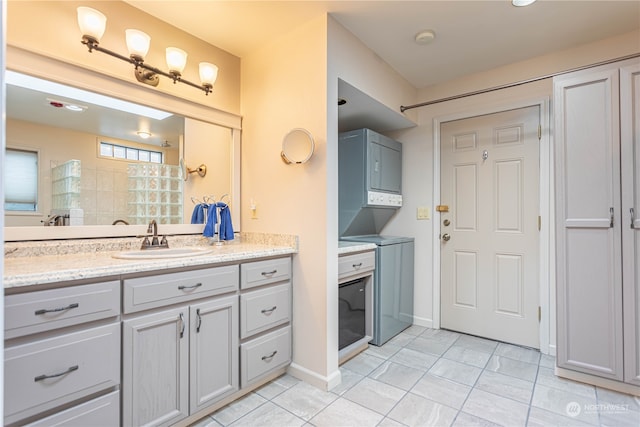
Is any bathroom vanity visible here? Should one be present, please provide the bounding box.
[3,235,296,427]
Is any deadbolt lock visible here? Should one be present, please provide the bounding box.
[443,219,451,226]
[442,233,451,241]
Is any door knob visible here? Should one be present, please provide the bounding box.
[442,233,451,241]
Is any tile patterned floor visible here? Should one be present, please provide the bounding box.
[193,326,640,427]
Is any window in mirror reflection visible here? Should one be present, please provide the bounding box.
[99,141,163,163]
[4,148,38,212]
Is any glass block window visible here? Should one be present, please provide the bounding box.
[99,141,163,164]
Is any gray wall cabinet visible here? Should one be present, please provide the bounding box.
[554,58,640,389]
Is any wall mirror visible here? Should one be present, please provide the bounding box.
[281,128,315,165]
[4,47,241,241]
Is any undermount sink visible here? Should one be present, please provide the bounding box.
[113,247,214,260]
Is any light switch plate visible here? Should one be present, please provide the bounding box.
[417,207,430,220]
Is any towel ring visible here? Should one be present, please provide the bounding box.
[281,128,315,164]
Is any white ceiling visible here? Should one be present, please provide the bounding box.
[125,0,640,89]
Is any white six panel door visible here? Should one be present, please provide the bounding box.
[440,106,540,348]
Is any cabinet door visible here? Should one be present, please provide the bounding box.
[189,296,239,413]
[122,307,189,427]
[554,65,624,380]
[621,62,640,386]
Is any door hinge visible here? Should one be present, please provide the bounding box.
[538,124,542,140]
[538,306,541,322]
[538,215,541,231]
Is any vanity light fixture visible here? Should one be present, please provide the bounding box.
[512,0,537,6]
[77,6,219,95]
[414,29,436,45]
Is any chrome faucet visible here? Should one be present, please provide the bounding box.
[42,214,68,226]
[141,220,169,249]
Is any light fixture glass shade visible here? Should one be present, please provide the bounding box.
[166,47,188,74]
[77,7,107,43]
[512,0,537,6]
[126,29,151,61]
[199,62,219,86]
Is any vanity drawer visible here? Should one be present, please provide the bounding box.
[240,326,291,387]
[4,281,120,339]
[4,322,120,425]
[26,390,120,427]
[241,257,291,290]
[240,283,291,339]
[338,251,375,280]
[123,265,238,313]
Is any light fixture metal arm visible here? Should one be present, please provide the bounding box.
[81,38,212,95]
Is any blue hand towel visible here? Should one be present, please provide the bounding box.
[190,203,205,224]
[216,202,235,241]
[202,203,217,237]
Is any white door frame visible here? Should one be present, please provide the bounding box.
[431,97,553,355]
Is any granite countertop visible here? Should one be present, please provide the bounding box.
[4,233,298,289]
[338,241,377,255]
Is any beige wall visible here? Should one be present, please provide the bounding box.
[6,1,240,115]
[183,118,232,222]
[241,15,332,388]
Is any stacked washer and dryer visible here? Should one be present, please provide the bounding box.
[338,128,414,347]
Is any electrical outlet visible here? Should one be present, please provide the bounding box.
[417,207,430,220]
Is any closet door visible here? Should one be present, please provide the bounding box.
[621,62,640,386]
[554,64,624,381]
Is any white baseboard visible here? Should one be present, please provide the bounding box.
[287,362,342,392]
[412,316,433,329]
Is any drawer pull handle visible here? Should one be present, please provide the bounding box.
[178,283,203,291]
[261,270,277,276]
[179,313,185,338]
[34,365,78,382]
[352,263,363,269]
[196,308,202,333]
[35,303,79,316]
[261,306,277,315]
[261,350,278,362]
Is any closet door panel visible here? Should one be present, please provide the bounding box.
[554,66,624,380]
[621,62,640,386]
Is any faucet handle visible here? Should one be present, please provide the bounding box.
[140,236,151,249]
[160,235,169,248]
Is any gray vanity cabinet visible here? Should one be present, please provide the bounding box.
[554,58,640,389]
[189,296,239,414]
[121,267,239,427]
[239,258,292,388]
[122,306,189,427]
[3,280,121,426]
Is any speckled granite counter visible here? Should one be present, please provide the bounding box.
[4,233,298,289]
[338,241,377,255]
